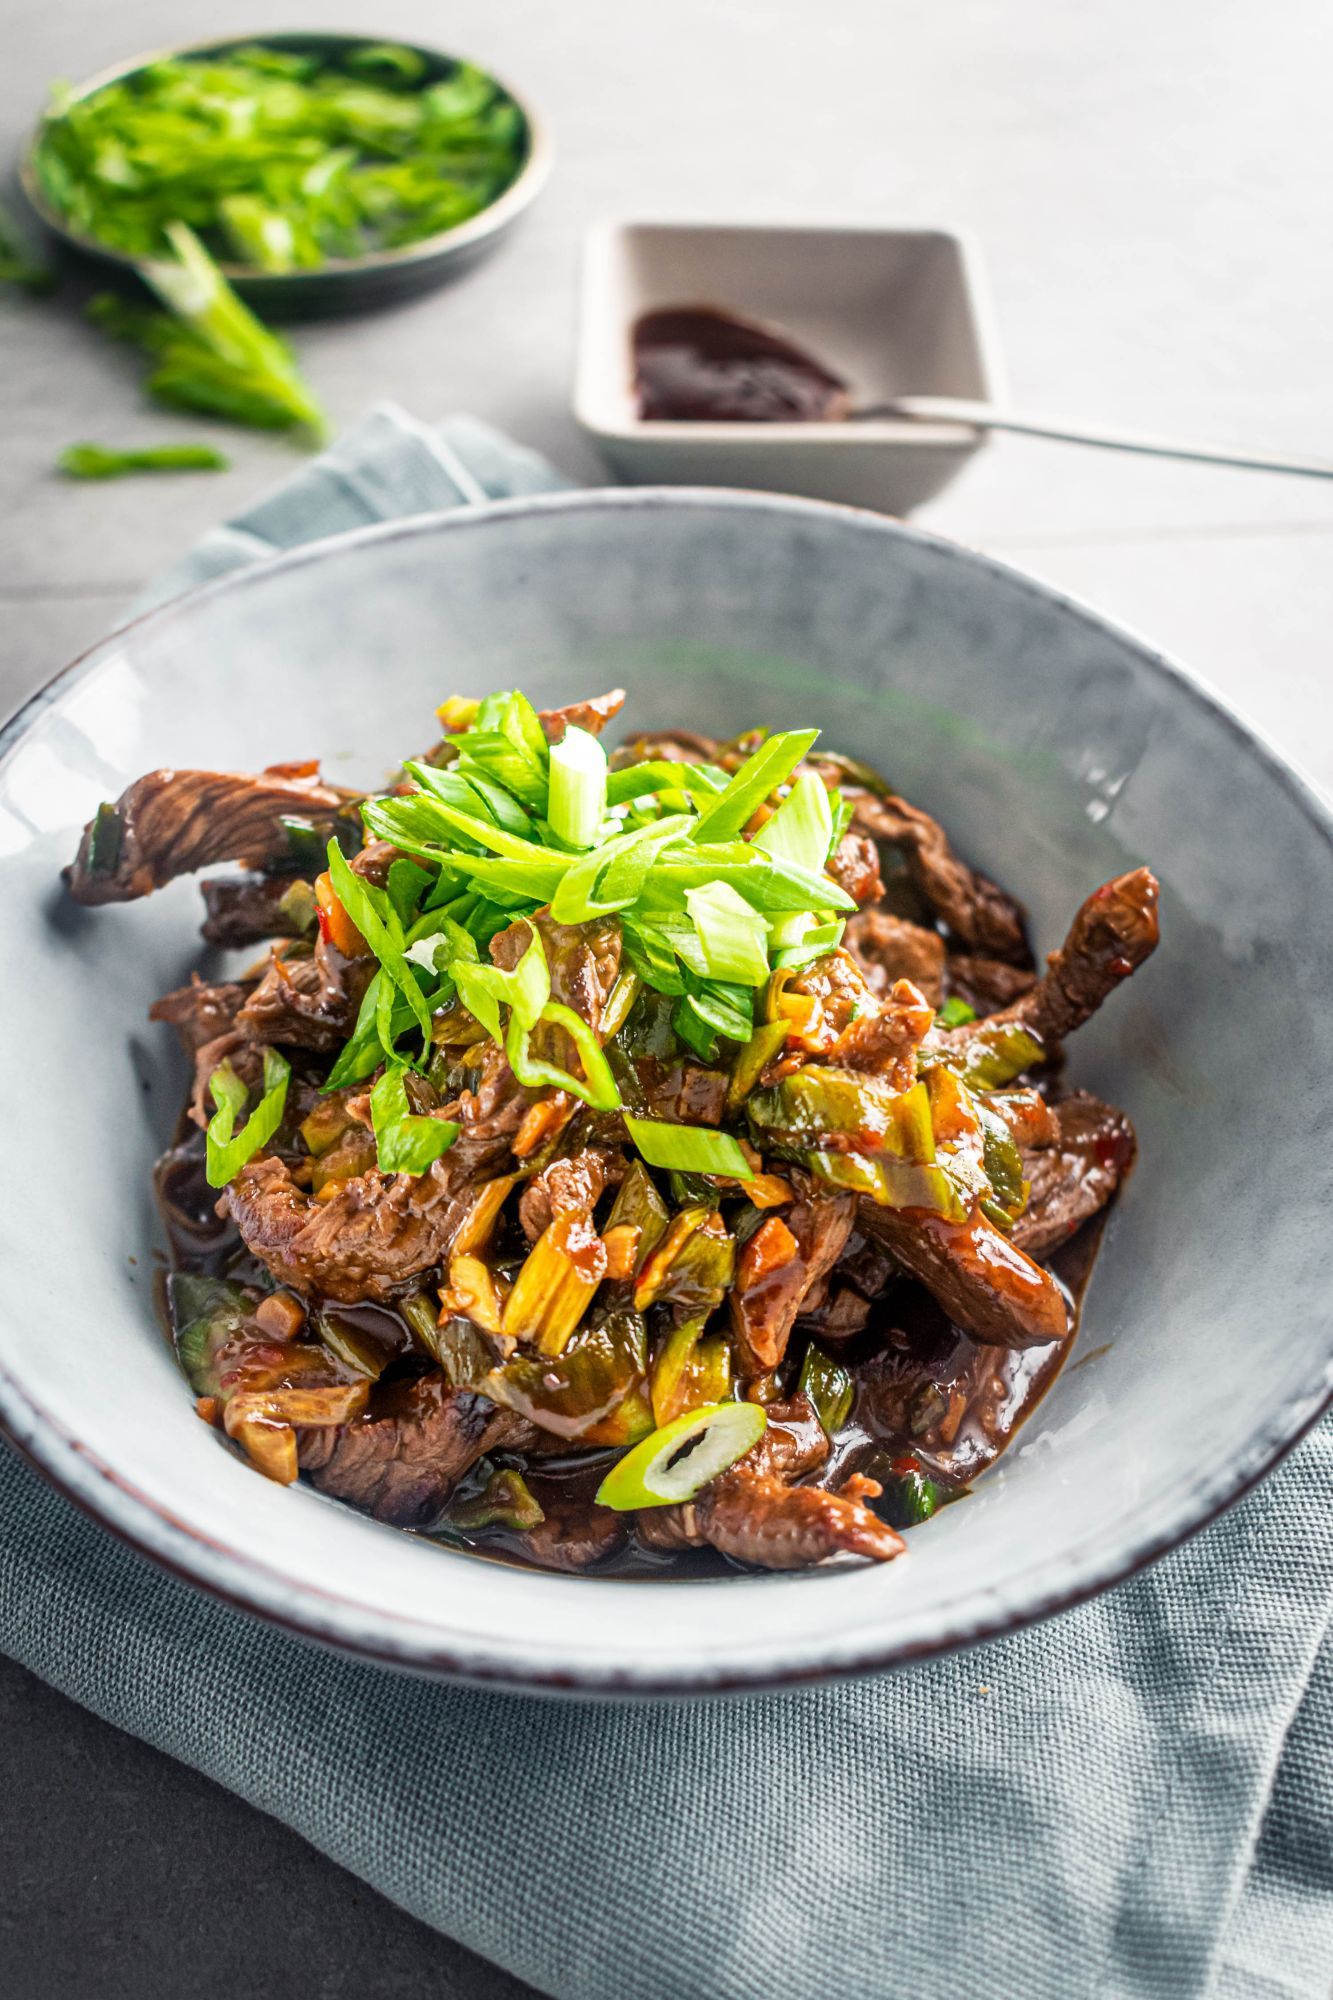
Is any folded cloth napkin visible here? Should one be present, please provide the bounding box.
[3,408,1331,2000]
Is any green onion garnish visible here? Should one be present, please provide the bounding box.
[204,1047,290,1188]
[369,1063,459,1175]
[684,881,770,988]
[595,1401,767,1511]
[690,729,819,844]
[752,769,834,875]
[623,1116,753,1180]
[547,724,608,850]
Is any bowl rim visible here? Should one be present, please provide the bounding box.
[2,483,1331,1696]
[17,29,554,285]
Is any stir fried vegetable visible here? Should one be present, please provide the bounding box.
[595,1402,767,1510]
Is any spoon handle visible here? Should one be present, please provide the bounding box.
[872,395,1333,482]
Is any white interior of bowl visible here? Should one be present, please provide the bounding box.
[1,490,1330,1692]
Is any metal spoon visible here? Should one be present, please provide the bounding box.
[855,395,1333,482]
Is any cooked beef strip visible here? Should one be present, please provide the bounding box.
[843,908,946,1006]
[513,1491,629,1570]
[945,953,1037,1015]
[635,1059,729,1126]
[826,830,885,906]
[858,1202,1072,1348]
[491,912,623,1032]
[841,788,1030,962]
[150,975,252,1056]
[730,1188,858,1373]
[227,1050,525,1300]
[828,978,934,1089]
[946,867,1160,1054]
[637,1393,904,1569]
[518,1147,625,1243]
[237,937,373,1054]
[64,764,354,906]
[298,1375,533,1527]
[537,689,626,743]
[199,874,314,948]
[1013,1092,1136,1258]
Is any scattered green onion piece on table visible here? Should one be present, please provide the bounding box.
[369,1063,458,1174]
[595,1401,766,1511]
[547,724,608,850]
[624,1116,753,1181]
[58,442,229,479]
[141,223,329,442]
[204,1047,290,1188]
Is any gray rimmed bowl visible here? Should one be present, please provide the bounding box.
[18,32,552,317]
[1,488,1331,1695]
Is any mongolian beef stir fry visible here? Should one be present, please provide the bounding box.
[64,689,1159,1575]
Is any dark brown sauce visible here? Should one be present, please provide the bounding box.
[632,306,850,424]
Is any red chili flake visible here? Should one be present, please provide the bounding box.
[316,905,334,947]
[1109,955,1133,978]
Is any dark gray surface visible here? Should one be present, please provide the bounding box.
[0,1653,541,2000]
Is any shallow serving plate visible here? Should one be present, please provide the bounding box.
[18,32,552,317]
[1,489,1331,1695]
[575,222,1005,512]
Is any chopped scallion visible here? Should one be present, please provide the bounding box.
[624,1116,753,1180]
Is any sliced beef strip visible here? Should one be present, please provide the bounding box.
[729,1189,858,1374]
[858,1201,1072,1349]
[227,1053,525,1301]
[636,1394,904,1570]
[64,764,354,906]
[297,1375,532,1528]
[945,953,1037,1016]
[829,979,935,1089]
[513,1491,629,1570]
[150,975,252,1056]
[826,831,885,907]
[200,874,314,948]
[844,909,946,1007]
[237,938,373,1054]
[1013,1092,1136,1258]
[842,788,1030,962]
[945,867,1160,1056]
[491,912,623,1032]
[518,1147,626,1243]
[537,689,626,743]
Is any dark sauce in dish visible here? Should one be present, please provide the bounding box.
[632,306,850,424]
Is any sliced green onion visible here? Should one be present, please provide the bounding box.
[685,881,770,987]
[624,1115,753,1180]
[369,1063,459,1175]
[807,1149,966,1221]
[799,1343,854,1436]
[326,840,432,1045]
[547,724,608,850]
[549,815,694,923]
[605,762,725,806]
[690,729,819,844]
[205,1047,290,1188]
[753,770,834,874]
[595,1401,767,1510]
[59,441,229,479]
[937,995,978,1029]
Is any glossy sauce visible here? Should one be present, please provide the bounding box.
[632,306,850,424]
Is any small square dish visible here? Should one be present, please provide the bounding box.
[574,221,1006,514]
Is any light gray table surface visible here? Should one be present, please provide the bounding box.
[2,1,1331,1994]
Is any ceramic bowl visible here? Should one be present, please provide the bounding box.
[574,222,1005,512]
[1,489,1330,1695]
[18,33,552,318]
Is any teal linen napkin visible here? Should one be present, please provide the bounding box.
[3,407,1331,2000]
